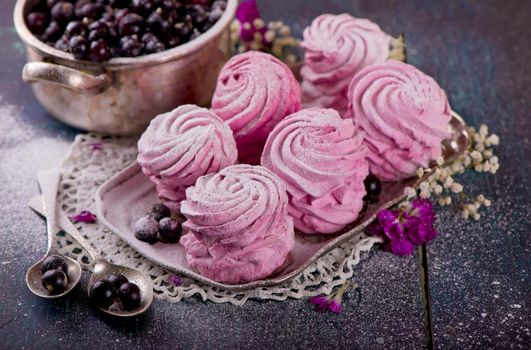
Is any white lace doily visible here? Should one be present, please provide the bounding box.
[53,134,382,305]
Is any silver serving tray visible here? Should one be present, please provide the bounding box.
[95,112,469,291]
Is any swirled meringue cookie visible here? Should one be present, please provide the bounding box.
[180,164,295,283]
[348,61,452,181]
[211,51,301,164]
[261,108,369,234]
[301,14,390,116]
[137,105,238,210]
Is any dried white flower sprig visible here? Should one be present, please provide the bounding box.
[403,124,500,220]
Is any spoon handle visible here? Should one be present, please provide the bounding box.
[29,192,101,261]
[56,208,100,261]
[37,169,61,253]
[37,169,101,261]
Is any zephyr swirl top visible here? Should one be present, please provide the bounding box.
[301,14,389,116]
[347,61,452,181]
[137,104,238,210]
[211,51,301,164]
[180,164,294,283]
[261,108,369,234]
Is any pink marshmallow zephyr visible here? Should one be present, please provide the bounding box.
[137,104,238,211]
[301,14,390,116]
[211,51,301,164]
[347,61,452,181]
[261,108,369,234]
[180,164,295,284]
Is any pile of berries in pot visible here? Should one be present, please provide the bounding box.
[135,203,182,244]
[41,255,70,295]
[25,0,227,62]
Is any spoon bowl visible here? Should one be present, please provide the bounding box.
[88,259,154,317]
[28,190,154,317]
[25,254,82,299]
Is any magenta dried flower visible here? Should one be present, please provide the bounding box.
[409,221,437,245]
[69,211,97,223]
[308,281,350,313]
[236,0,266,42]
[88,142,103,151]
[168,274,183,287]
[308,295,330,310]
[410,198,435,222]
[328,299,342,314]
[368,198,437,256]
[389,239,414,256]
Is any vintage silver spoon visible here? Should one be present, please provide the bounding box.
[25,169,82,299]
[30,170,154,317]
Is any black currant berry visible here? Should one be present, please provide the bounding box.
[42,21,62,42]
[134,215,159,243]
[51,1,74,26]
[118,13,144,36]
[77,3,104,19]
[69,35,89,59]
[54,36,69,51]
[42,269,68,295]
[118,282,142,310]
[42,254,68,274]
[90,280,117,309]
[90,39,111,62]
[148,203,170,221]
[88,21,110,41]
[65,21,87,38]
[158,217,181,243]
[26,12,49,35]
[108,274,129,290]
[363,174,382,202]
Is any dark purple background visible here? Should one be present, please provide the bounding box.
[0,0,529,348]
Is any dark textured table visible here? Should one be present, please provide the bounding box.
[0,1,529,349]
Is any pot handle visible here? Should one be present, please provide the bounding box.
[22,61,112,95]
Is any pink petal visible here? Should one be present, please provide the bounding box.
[69,211,97,223]
[309,296,328,306]
[88,142,103,151]
[168,274,183,286]
[329,300,342,313]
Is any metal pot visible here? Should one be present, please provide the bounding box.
[14,0,238,135]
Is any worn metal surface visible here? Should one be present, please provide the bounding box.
[0,0,529,349]
[14,0,238,135]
